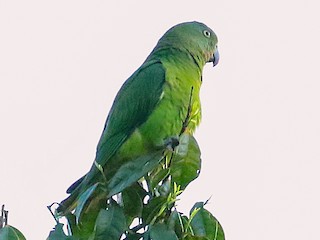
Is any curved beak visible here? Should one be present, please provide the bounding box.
[209,48,219,67]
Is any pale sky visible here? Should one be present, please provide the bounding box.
[1,1,320,239]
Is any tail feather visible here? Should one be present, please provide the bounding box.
[66,175,85,194]
[56,187,80,215]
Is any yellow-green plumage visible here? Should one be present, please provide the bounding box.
[139,51,202,142]
[118,50,202,160]
[57,21,219,215]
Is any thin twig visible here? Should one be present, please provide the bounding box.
[0,205,4,228]
[4,209,7,226]
[0,205,8,228]
[47,202,60,224]
[180,86,194,136]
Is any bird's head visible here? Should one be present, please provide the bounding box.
[157,21,219,68]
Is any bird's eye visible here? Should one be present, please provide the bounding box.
[203,30,211,38]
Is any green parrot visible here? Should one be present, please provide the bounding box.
[57,21,219,215]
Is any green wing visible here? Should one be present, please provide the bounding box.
[61,61,165,211]
[78,60,166,185]
[96,60,165,165]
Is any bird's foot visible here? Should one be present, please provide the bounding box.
[163,136,180,151]
[162,133,190,157]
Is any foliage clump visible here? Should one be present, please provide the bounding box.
[47,134,225,240]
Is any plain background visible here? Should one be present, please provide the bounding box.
[1,1,320,239]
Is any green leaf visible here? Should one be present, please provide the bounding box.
[149,223,178,240]
[46,223,75,240]
[168,210,185,238]
[150,168,170,189]
[73,183,108,238]
[182,235,209,240]
[175,132,191,157]
[108,150,164,197]
[171,135,201,189]
[158,177,171,196]
[168,211,191,238]
[75,183,101,224]
[64,213,78,236]
[141,196,167,225]
[91,204,127,240]
[0,225,26,240]
[189,202,225,240]
[122,183,146,218]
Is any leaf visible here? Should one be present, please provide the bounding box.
[0,225,26,240]
[46,223,75,240]
[122,183,146,218]
[175,132,191,157]
[168,210,184,238]
[168,211,194,238]
[64,213,78,237]
[107,150,164,197]
[150,168,170,189]
[72,183,109,238]
[158,177,171,196]
[75,183,101,224]
[141,196,167,225]
[189,202,225,240]
[149,223,178,240]
[171,135,201,189]
[91,204,127,240]
[182,235,209,240]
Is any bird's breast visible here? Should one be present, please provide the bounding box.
[139,61,202,147]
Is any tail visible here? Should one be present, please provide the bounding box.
[66,175,85,194]
[56,165,100,215]
[56,176,84,215]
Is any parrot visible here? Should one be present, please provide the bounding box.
[57,21,219,216]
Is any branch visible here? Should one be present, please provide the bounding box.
[0,204,8,229]
[180,86,194,136]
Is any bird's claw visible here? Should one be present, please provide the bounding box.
[164,137,180,151]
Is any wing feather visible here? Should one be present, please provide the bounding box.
[83,61,166,185]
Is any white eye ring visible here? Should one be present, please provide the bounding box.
[203,30,211,38]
